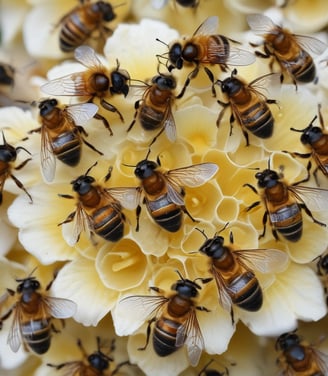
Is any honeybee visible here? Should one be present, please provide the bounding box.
[0,272,77,354]
[41,45,130,135]
[58,163,139,245]
[119,272,211,366]
[247,14,327,86]
[0,131,32,205]
[0,63,15,87]
[56,0,117,52]
[244,160,328,242]
[159,16,255,98]
[48,336,130,375]
[215,69,280,146]
[127,73,177,146]
[30,98,102,182]
[132,157,218,232]
[275,331,328,376]
[290,109,328,185]
[197,228,288,324]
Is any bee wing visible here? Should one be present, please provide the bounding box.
[164,105,177,143]
[65,103,98,126]
[41,72,88,97]
[105,187,140,211]
[247,13,276,34]
[211,266,233,312]
[118,295,169,322]
[74,45,103,70]
[294,34,327,55]
[40,126,56,183]
[288,185,328,212]
[311,346,328,374]
[193,16,219,36]
[224,46,256,67]
[248,72,281,99]
[65,204,92,246]
[166,163,219,188]
[7,305,23,352]
[234,248,289,274]
[176,309,204,367]
[43,296,77,319]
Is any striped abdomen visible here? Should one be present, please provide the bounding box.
[51,131,81,166]
[21,317,51,354]
[270,203,302,242]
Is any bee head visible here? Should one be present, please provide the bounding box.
[255,169,280,188]
[275,332,300,351]
[134,160,158,179]
[71,175,95,195]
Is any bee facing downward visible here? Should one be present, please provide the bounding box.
[30,98,102,182]
[197,227,288,323]
[59,163,139,245]
[0,271,76,354]
[119,271,212,366]
[132,157,218,232]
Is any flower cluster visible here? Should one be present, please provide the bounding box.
[1,0,328,375]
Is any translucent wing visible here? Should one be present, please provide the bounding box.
[105,187,140,211]
[294,34,327,55]
[166,182,185,206]
[165,163,218,187]
[312,346,328,374]
[41,72,88,97]
[163,105,177,143]
[74,45,104,70]
[65,203,92,246]
[211,265,233,312]
[248,72,281,99]
[40,125,56,183]
[233,248,289,274]
[176,309,204,367]
[118,294,169,322]
[247,13,277,34]
[65,103,98,126]
[7,305,22,352]
[288,185,328,212]
[193,16,219,36]
[224,46,256,66]
[43,296,77,319]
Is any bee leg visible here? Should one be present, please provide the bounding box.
[93,112,114,136]
[77,338,88,357]
[241,127,249,147]
[196,305,210,312]
[203,67,216,97]
[14,157,32,171]
[176,66,199,99]
[127,100,141,132]
[149,127,166,147]
[9,174,32,204]
[51,322,61,334]
[112,360,131,376]
[101,98,124,123]
[135,205,142,232]
[293,160,311,185]
[81,136,104,156]
[243,183,259,195]
[182,205,199,223]
[300,203,326,227]
[138,317,156,351]
[216,101,229,128]
[258,210,269,239]
[57,210,76,226]
[313,166,320,186]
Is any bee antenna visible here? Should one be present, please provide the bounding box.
[231,68,238,76]
[291,114,317,133]
[156,38,169,48]
[16,266,38,282]
[1,130,6,145]
[195,227,208,239]
[218,222,230,234]
[175,269,185,281]
[84,161,98,176]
